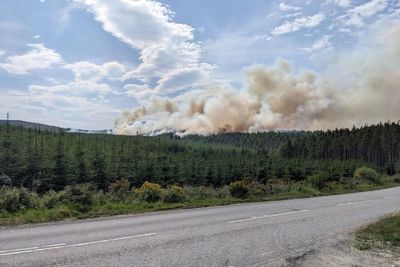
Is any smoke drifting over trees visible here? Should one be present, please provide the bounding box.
[115,23,400,135]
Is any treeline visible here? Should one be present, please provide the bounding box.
[280,122,400,174]
[0,121,398,193]
[184,131,305,150]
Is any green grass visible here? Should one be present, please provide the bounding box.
[0,181,398,226]
[355,214,400,251]
[0,191,319,226]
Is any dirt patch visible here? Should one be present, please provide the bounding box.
[287,233,400,267]
[285,249,316,266]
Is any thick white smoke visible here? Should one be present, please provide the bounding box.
[115,22,400,135]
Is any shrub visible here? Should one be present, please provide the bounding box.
[394,175,400,184]
[108,179,130,197]
[91,191,107,206]
[229,180,250,199]
[63,183,96,207]
[0,187,37,212]
[42,190,67,209]
[163,185,186,203]
[184,186,219,199]
[0,174,12,187]
[134,182,164,202]
[395,160,400,174]
[0,187,20,212]
[339,177,358,189]
[298,184,320,196]
[217,185,231,198]
[307,173,329,190]
[18,187,34,208]
[354,167,381,184]
[266,178,294,194]
[244,179,267,196]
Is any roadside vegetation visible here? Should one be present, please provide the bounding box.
[1,169,398,225]
[1,122,400,225]
[355,213,400,252]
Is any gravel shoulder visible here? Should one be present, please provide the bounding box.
[277,232,400,267]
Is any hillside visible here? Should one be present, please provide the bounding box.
[0,120,62,132]
[0,120,112,135]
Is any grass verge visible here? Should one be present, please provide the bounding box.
[355,214,400,251]
[1,180,398,227]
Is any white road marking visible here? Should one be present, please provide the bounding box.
[0,247,39,254]
[336,200,372,206]
[228,210,309,224]
[46,243,66,247]
[0,243,68,256]
[0,233,156,257]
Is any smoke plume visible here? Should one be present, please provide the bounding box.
[115,23,400,135]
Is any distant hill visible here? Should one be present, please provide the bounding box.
[0,120,63,132]
[0,120,113,134]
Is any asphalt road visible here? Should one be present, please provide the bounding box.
[1,187,400,267]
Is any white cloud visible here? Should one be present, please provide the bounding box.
[124,41,203,82]
[64,61,125,82]
[338,28,351,32]
[56,1,82,30]
[272,13,326,35]
[20,60,126,100]
[0,49,5,57]
[279,3,302,11]
[29,61,126,97]
[0,89,119,129]
[283,12,302,18]
[33,35,41,39]
[342,0,389,27]
[328,0,352,8]
[74,0,193,50]
[0,44,63,75]
[303,35,332,53]
[29,80,113,96]
[75,0,212,96]
[254,34,272,41]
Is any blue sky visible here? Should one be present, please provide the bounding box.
[0,0,399,131]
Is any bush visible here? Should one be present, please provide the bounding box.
[0,187,20,212]
[42,190,67,209]
[134,182,164,202]
[91,191,107,206]
[266,178,294,194]
[298,184,320,196]
[307,173,329,190]
[163,185,186,203]
[217,185,231,198]
[20,187,36,210]
[243,179,267,196]
[108,179,130,198]
[354,167,381,184]
[0,174,12,187]
[184,186,219,199]
[64,183,96,207]
[229,180,250,199]
[395,175,400,184]
[339,177,358,189]
[0,187,37,212]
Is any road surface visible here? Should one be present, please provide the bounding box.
[1,186,399,266]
